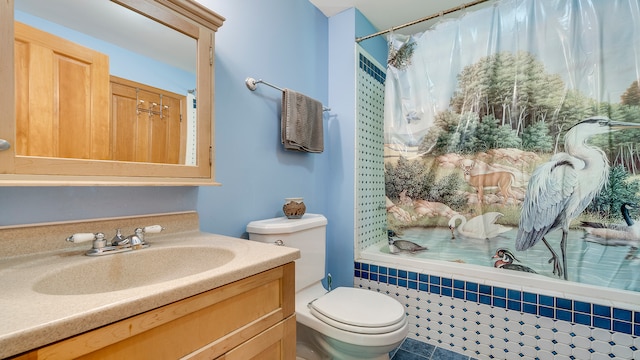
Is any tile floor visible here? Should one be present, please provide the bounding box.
[391,338,477,360]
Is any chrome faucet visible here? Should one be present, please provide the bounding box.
[111,228,127,246]
[126,228,145,249]
[66,225,164,256]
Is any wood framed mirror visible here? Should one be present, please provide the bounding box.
[0,0,224,185]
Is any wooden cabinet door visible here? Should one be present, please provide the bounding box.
[14,22,110,160]
[111,76,185,164]
[216,316,296,360]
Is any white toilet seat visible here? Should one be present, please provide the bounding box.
[308,287,407,334]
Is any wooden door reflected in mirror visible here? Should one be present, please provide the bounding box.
[14,0,195,165]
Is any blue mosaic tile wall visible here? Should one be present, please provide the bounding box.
[356,48,388,252]
[354,261,640,359]
[359,53,386,84]
[355,262,638,336]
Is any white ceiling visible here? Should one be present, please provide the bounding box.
[309,0,494,38]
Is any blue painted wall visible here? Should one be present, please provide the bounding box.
[325,8,356,289]
[355,10,387,65]
[196,0,329,240]
[0,187,197,224]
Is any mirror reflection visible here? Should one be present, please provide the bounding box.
[14,0,198,165]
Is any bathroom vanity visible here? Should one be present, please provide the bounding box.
[0,212,299,359]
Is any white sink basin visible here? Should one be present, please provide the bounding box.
[33,246,235,295]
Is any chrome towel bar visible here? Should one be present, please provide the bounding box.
[245,77,330,112]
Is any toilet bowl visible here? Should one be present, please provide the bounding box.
[247,214,409,359]
[296,283,408,360]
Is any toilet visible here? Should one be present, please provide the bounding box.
[246,214,408,360]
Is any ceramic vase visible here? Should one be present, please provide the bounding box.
[283,197,306,219]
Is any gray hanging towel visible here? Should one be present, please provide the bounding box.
[281,89,324,153]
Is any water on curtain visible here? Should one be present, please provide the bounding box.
[383,0,640,291]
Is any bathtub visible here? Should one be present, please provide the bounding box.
[366,226,640,293]
[355,237,640,359]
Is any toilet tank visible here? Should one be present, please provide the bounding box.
[247,214,327,292]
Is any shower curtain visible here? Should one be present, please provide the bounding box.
[383,0,640,291]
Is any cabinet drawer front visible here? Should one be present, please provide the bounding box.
[215,315,296,360]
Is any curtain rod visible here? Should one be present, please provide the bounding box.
[355,0,491,43]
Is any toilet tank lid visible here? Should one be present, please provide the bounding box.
[246,213,327,234]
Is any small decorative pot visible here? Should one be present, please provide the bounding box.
[283,197,306,219]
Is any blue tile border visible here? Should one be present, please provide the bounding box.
[359,53,386,84]
[355,261,637,336]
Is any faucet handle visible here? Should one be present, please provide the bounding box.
[66,232,107,251]
[142,225,164,234]
[66,232,102,243]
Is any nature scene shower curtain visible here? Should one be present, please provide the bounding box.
[383,0,640,291]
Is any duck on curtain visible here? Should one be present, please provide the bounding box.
[383,0,640,290]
